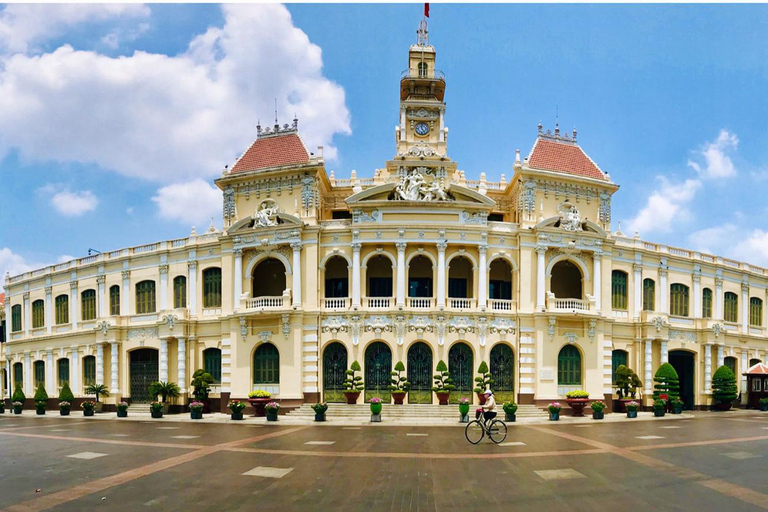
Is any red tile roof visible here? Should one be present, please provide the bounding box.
[527,137,607,181]
[230,133,310,174]
[745,363,768,375]
[0,292,4,307]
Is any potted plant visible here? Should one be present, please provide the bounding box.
[343,361,365,404]
[565,390,590,416]
[653,363,680,411]
[370,397,383,422]
[81,400,96,417]
[12,385,25,414]
[590,400,606,420]
[503,401,518,422]
[389,361,410,405]
[712,365,738,411]
[759,397,768,412]
[229,400,247,420]
[189,401,204,420]
[34,384,49,415]
[247,390,272,417]
[613,364,643,412]
[265,401,280,421]
[625,401,639,418]
[150,401,164,419]
[59,401,71,416]
[0,400,5,414]
[653,398,666,417]
[148,381,181,414]
[548,402,561,421]
[312,402,328,422]
[59,382,74,415]
[432,360,455,405]
[190,369,215,412]
[473,361,494,405]
[117,401,129,418]
[458,397,471,422]
[84,383,110,413]
[669,397,684,414]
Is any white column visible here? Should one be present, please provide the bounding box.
[177,337,186,393]
[70,347,79,396]
[291,242,303,308]
[396,242,406,307]
[478,244,488,310]
[633,263,642,318]
[70,281,78,330]
[436,241,447,309]
[23,292,30,337]
[660,340,668,364]
[717,344,724,369]
[659,269,668,315]
[593,251,602,312]
[741,349,748,401]
[693,273,701,319]
[715,277,724,320]
[438,108,445,142]
[742,283,749,334]
[352,242,362,308]
[233,248,243,310]
[121,270,131,316]
[96,343,104,386]
[46,350,54,392]
[97,275,106,318]
[704,344,712,394]
[188,261,197,315]
[45,287,52,335]
[5,300,11,341]
[24,352,32,395]
[109,341,120,394]
[536,246,546,311]
[160,338,168,382]
[644,340,653,394]
[400,107,406,141]
[159,264,169,311]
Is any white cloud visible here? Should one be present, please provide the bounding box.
[688,224,768,268]
[625,177,701,235]
[38,184,99,217]
[0,4,351,183]
[0,247,39,286]
[100,22,150,50]
[152,179,222,227]
[0,4,150,54]
[687,129,739,179]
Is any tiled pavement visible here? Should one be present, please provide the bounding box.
[2,410,768,511]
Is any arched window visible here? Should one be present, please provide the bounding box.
[203,348,222,383]
[724,292,738,323]
[448,256,473,299]
[83,355,96,387]
[55,295,69,324]
[366,255,393,298]
[203,267,222,308]
[135,281,156,314]
[558,345,582,391]
[407,342,432,404]
[253,344,279,391]
[323,342,348,403]
[13,362,23,388]
[551,260,582,299]
[612,349,628,381]
[750,297,763,327]
[57,358,69,388]
[643,279,655,311]
[81,289,96,321]
[750,358,762,368]
[702,288,713,319]
[670,284,689,317]
[11,304,21,332]
[408,255,433,298]
[417,61,428,77]
[34,360,45,388]
[611,270,628,310]
[324,257,349,299]
[489,259,513,302]
[109,285,120,315]
[365,342,392,402]
[32,299,45,328]
[252,258,287,297]
[724,356,737,376]
[173,276,187,309]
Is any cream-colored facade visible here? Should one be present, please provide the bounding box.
[3,22,767,410]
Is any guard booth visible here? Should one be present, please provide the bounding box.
[744,363,768,409]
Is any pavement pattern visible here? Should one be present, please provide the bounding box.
[3,411,768,511]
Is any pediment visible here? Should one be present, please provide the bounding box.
[229,212,302,233]
[346,182,495,208]
[534,216,607,236]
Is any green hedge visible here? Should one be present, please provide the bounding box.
[652,363,680,401]
[58,382,75,402]
[712,365,738,404]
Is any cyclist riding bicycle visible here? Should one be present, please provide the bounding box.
[476,389,497,422]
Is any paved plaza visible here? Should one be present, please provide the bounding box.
[3,411,768,511]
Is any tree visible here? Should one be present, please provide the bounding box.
[58,382,75,402]
[389,361,410,392]
[614,365,643,399]
[431,360,455,393]
[85,384,110,403]
[148,381,181,403]
[12,385,25,403]
[712,365,738,404]
[343,360,364,391]
[34,384,49,406]
[473,361,493,393]
[190,369,215,401]
[653,363,680,401]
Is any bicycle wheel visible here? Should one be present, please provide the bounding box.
[465,420,485,444]
[488,419,508,444]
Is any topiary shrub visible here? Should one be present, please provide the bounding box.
[12,385,25,403]
[343,360,364,391]
[473,361,493,393]
[34,384,49,405]
[653,363,680,402]
[614,365,643,399]
[58,382,75,402]
[190,370,215,401]
[432,360,455,393]
[389,361,410,392]
[712,365,738,404]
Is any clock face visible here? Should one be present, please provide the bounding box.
[415,122,430,136]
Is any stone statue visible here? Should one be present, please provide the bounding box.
[558,203,582,231]
[254,200,279,227]
[394,169,451,202]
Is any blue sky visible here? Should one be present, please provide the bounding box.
[2,3,768,282]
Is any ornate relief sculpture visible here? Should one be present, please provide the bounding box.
[254,199,279,227]
[557,202,582,231]
[394,167,452,202]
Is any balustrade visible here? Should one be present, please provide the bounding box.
[407,297,434,309]
[448,297,475,310]
[364,297,392,309]
[324,297,350,310]
[245,296,286,309]
[488,299,515,312]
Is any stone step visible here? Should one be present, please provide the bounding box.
[285,403,548,419]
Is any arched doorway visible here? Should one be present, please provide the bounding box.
[669,350,695,410]
[253,343,280,395]
[252,258,287,297]
[130,349,158,403]
[323,342,348,403]
[407,342,433,404]
[449,343,473,404]
[365,342,392,402]
[490,344,514,402]
[551,260,583,299]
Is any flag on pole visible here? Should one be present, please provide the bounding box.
[425,3,430,18]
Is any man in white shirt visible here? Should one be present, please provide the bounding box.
[480,389,497,422]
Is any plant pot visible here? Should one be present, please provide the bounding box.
[266,410,278,421]
[592,411,604,420]
[435,392,450,405]
[627,410,638,418]
[248,397,272,417]
[343,391,360,405]
[0,404,5,414]
[653,409,665,417]
[714,402,732,412]
[117,409,128,418]
[672,406,683,414]
[94,402,104,414]
[759,404,768,412]
[549,411,560,421]
[191,410,203,420]
[83,409,95,417]
[458,403,470,416]
[565,398,590,417]
[151,410,163,419]
[370,413,381,423]
[231,411,244,420]
[60,408,70,416]
[370,403,383,415]
[392,392,406,405]
[314,412,326,422]
[36,407,46,415]
[477,393,487,406]
[13,406,22,414]
[505,412,517,422]
[161,403,171,415]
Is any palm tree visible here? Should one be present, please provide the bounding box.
[85,383,110,403]
[148,381,181,403]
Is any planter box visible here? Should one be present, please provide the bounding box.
[314,412,326,422]
[654,409,666,417]
[459,413,469,423]
[714,402,733,412]
[13,406,22,414]
[759,404,768,412]
[151,410,163,419]
[459,404,470,417]
[190,410,203,420]
[627,410,638,418]
[477,393,487,406]
[94,402,104,414]
[592,411,604,420]
[60,409,70,416]
[505,412,517,422]
[231,411,244,421]
[370,403,383,415]
[83,409,95,417]
[549,412,560,421]
[266,411,279,421]
[117,409,128,418]
[36,408,46,415]
[671,406,683,414]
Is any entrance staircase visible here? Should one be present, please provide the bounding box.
[127,403,152,414]
[285,403,548,423]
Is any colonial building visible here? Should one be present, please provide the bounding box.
[3,20,767,411]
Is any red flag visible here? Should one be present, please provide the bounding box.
[425,3,429,18]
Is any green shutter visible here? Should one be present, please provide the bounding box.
[253,344,279,384]
[203,268,222,308]
[55,295,69,324]
[558,345,581,386]
[724,292,738,323]
[110,285,121,316]
[612,271,628,310]
[702,288,713,318]
[32,300,45,329]
[81,289,96,321]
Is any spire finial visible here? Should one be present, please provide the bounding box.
[417,19,429,46]
[537,122,543,134]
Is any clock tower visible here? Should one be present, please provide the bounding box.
[395,18,447,159]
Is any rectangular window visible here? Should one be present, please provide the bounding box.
[204,350,222,383]
[753,379,762,392]
[58,359,70,388]
[109,285,120,316]
[643,279,655,311]
[408,278,432,298]
[724,292,738,323]
[702,288,713,319]
[203,268,222,308]
[750,297,763,327]
[32,300,45,329]
[448,278,468,298]
[13,362,23,388]
[11,304,22,332]
[670,284,689,317]
[489,280,512,300]
[325,278,348,298]
[55,295,69,324]
[368,278,392,298]
[135,281,156,314]
[81,289,96,321]
[173,277,187,309]
[83,356,96,387]
[611,271,628,310]
[34,360,45,388]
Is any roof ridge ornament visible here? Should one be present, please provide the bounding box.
[256,116,299,139]
[417,19,429,46]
